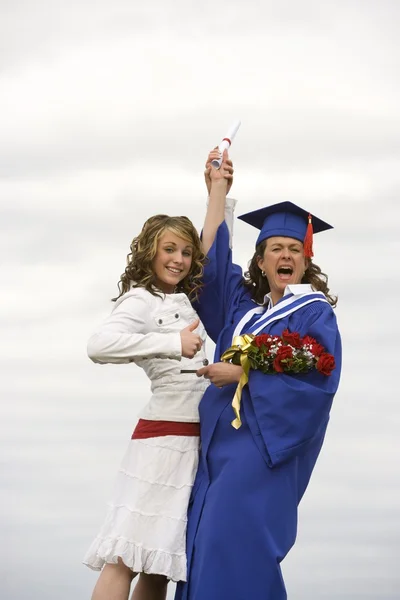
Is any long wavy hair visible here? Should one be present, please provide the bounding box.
[113,215,206,302]
[243,239,338,307]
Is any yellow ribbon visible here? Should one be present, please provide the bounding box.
[221,334,255,429]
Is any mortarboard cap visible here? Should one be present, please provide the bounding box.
[238,201,333,258]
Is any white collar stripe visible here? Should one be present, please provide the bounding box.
[232,305,264,340]
[249,292,327,333]
[249,296,329,337]
[231,291,327,343]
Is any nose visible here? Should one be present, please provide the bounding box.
[281,247,291,259]
[173,253,183,264]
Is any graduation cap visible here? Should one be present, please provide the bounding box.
[237,201,333,258]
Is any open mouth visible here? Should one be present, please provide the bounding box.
[277,266,293,280]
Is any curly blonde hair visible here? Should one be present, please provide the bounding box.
[243,240,338,307]
[113,215,206,302]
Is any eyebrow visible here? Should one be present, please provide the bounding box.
[162,241,193,249]
[270,242,302,248]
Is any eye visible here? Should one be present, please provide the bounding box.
[183,250,192,257]
[164,247,174,253]
[291,248,300,253]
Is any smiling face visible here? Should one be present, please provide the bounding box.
[257,236,308,304]
[152,229,193,294]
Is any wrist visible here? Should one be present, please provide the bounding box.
[210,179,228,189]
[235,365,244,382]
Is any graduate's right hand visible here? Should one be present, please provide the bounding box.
[180,319,203,358]
[204,148,234,196]
[196,362,243,387]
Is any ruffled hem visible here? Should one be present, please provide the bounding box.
[83,535,187,582]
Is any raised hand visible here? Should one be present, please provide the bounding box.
[204,149,234,196]
[196,362,243,387]
[180,319,203,358]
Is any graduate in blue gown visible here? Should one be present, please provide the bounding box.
[175,149,342,600]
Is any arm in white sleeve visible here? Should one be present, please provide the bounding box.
[206,196,237,249]
[224,196,237,249]
[87,294,182,364]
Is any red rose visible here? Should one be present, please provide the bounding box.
[302,335,317,347]
[302,335,324,356]
[253,334,270,348]
[310,343,324,357]
[316,353,336,376]
[273,345,293,373]
[281,329,302,348]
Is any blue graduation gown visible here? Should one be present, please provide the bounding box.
[175,223,342,600]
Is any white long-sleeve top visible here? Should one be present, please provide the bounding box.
[87,287,209,422]
[87,197,237,422]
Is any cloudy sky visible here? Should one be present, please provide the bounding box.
[1,1,399,599]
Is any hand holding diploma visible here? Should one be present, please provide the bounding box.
[204,148,234,196]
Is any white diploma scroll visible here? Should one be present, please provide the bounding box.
[211,120,241,168]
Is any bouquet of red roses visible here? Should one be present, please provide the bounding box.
[223,329,335,376]
[220,330,336,429]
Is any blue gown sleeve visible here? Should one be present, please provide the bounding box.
[193,222,249,343]
[246,302,342,468]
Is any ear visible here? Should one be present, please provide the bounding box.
[304,257,311,270]
[256,255,264,270]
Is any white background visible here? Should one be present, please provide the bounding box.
[1,1,399,599]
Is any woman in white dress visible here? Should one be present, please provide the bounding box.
[82,205,231,600]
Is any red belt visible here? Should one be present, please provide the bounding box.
[132,419,200,440]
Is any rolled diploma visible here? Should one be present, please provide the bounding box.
[211,120,241,168]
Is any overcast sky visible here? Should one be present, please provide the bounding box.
[1,1,399,599]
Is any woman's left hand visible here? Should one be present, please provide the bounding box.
[204,149,234,196]
[196,362,243,387]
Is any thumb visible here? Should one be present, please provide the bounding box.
[196,366,208,377]
[187,318,200,332]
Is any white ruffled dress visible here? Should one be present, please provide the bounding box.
[82,289,209,582]
[83,434,200,581]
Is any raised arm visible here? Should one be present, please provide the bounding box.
[193,150,247,342]
[202,149,234,254]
